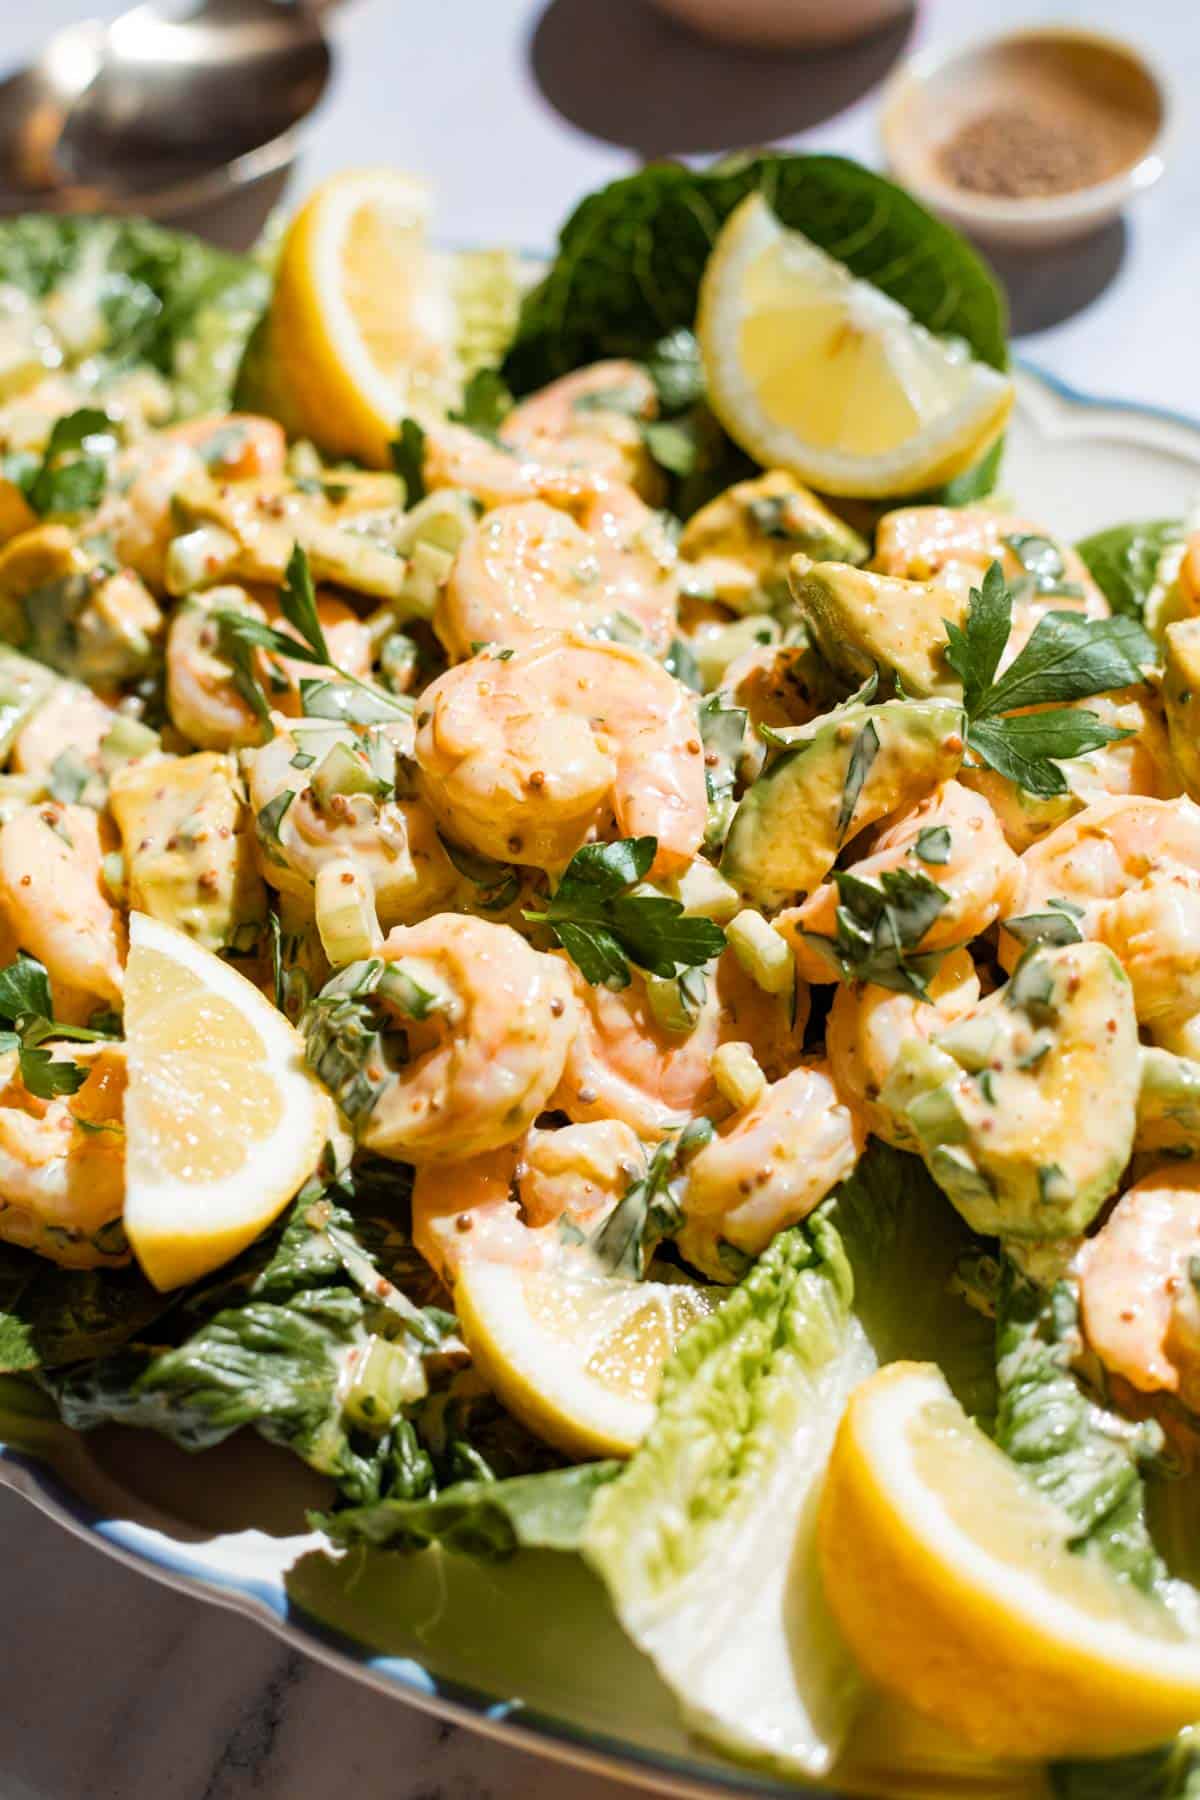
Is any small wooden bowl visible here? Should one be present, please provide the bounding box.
[646,0,911,50]
[881,27,1169,248]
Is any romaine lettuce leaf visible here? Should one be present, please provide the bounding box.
[506,154,1007,393]
[994,1269,1165,1594]
[0,216,268,417]
[0,1247,172,1373]
[42,1185,455,1505]
[1076,519,1185,623]
[994,1270,1200,1797]
[1051,1731,1200,1799]
[583,1141,993,1780]
[320,1461,619,1561]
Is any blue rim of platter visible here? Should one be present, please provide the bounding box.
[3,354,1200,1800]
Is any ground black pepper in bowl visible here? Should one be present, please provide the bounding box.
[939,106,1110,200]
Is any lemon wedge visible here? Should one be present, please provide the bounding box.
[697,194,1014,498]
[260,168,516,468]
[122,912,333,1291]
[818,1362,1200,1759]
[455,1257,718,1459]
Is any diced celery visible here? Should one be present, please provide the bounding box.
[310,740,390,808]
[315,858,380,966]
[396,540,454,620]
[343,1335,427,1433]
[665,860,742,924]
[727,909,794,996]
[164,524,238,595]
[98,714,161,772]
[711,1041,766,1110]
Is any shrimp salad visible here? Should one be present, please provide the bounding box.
[4,187,1200,1790]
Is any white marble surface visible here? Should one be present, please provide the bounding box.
[1,1,1199,1796]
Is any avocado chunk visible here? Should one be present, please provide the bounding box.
[1136,1045,1200,1156]
[882,942,1138,1239]
[0,643,59,759]
[720,696,965,910]
[109,751,266,952]
[678,471,867,614]
[1163,618,1200,801]
[790,560,967,698]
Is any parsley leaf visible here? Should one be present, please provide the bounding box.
[11,407,118,518]
[527,838,726,987]
[279,540,330,663]
[968,710,1128,798]
[664,637,702,692]
[0,951,118,1098]
[944,559,1010,715]
[913,825,951,865]
[946,562,1154,798]
[980,610,1151,718]
[450,368,513,436]
[797,866,949,999]
[390,418,427,505]
[589,1118,712,1277]
[1003,897,1086,949]
[835,717,880,842]
[213,546,409,730]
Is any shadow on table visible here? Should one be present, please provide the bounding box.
[528,0,915,158]
[984,219,1128,339]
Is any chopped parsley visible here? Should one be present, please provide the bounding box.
[945,560,1153,798]
[525,837,726,989]
[0,952,118,1099]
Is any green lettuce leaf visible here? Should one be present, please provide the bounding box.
[319,1461,619,1561]
[43,1184,455,1505]
[1076,520,1185,622]
[1051,1733,1200,1800]
[583,1141,993,1780]
[994,1270,1165,1594]
[993,1270,1200,1798]
[0,1248,171,1373]
[0,216,268,417]
[505,154,1007,393]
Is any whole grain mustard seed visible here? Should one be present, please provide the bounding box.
[939,106,1109,199]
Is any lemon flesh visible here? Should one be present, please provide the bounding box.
[698,194,1013,498]
[818,1361,1200,1759]
[455,1257,717,1460]
[123,912,333,1291]
[262,168,457,467]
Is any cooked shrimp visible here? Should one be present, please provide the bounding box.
[166,586,372,751]
[827,948,981,1149]
[1077,1163,1200,1414]
[962,687,1180,854]
[243,720,457,929]
[102,414,286,590]
[422,419,609,513]
[553,947,809,1139]
[678,1061,866,1274]
[411,1118,640,1285]
[434,489,678,660]
[0,802,124,1020]
[874,506,1105,614]
[1001,794,1200,1033]
[779,781,1021,984]
[499,361,663,500]
[415,632,707,879]
[0,1044,126,1268]
[362,914,579,1162]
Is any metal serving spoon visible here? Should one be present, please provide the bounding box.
[0,0,334,218]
